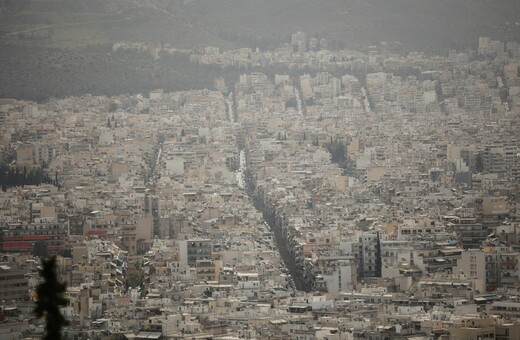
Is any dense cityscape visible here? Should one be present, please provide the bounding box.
[1,32,520,339]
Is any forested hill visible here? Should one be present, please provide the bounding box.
[2,0,520,51]
[1,0,520,101]
[177,0,520,52]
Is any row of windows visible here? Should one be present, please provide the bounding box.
[3,231,66,237]
[2,241,63,247]
[190,242,211,247]
[6,225,65,230]
[401,229,438,234]
[0,275,25,281]
[493,306,520,312]
[188,249,212,254]
[29,241,63,247]
[308,238,330,243]
[0,282,28,289]
[0,291,26,298]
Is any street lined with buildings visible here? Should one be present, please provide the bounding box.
[0,34,520,339]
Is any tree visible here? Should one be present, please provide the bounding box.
[0,165,54,190]
[325,140,346,165]
[375,231,382,278]
[33,241,49,258]
[34,256,69,340]
[475,153,484,173]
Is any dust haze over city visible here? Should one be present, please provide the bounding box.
[0,0,520,339]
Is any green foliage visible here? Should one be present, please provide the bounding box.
[474,153,484,173]
[126,269,143,290]
[60,248,72,258]
[0,165,54,191]
[324,140,346,165]
[0,44,241,101]
[33,241,49,258]
[285,98,297,109]
[34,256,69,340]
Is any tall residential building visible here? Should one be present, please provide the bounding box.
[454,249,487,293]
[178,239,214,267]
[291,31,307,52]
[0,264,29,301]
[478,36,505,57]
[444,208,488,249]
[455,246,520,293]
[1,221,67,254]
[359,231,382,278]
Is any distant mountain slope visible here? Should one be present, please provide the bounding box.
[0,0,229,48]
[176,0,520,51]
[1,0,520,101]
[1,0,519,50]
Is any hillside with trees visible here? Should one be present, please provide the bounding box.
[2,0,520,101]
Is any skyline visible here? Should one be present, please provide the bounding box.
[1,1,520,339]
